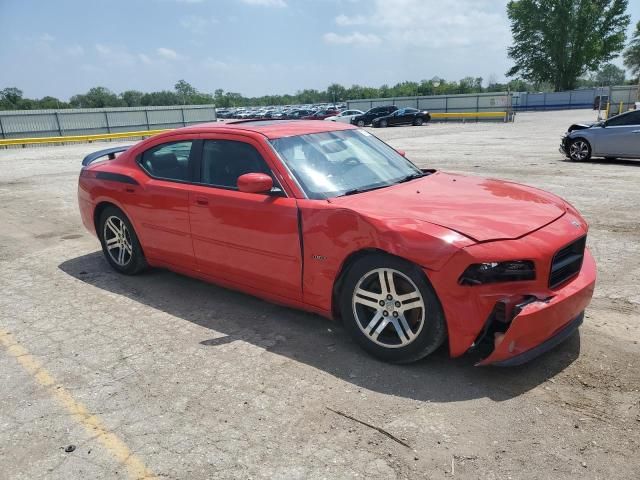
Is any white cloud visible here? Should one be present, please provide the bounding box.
[95,44,137,67]
[180,15,218,35]
[202,58,231,70]
[157,47,180,60]
[65,45,84,56]
[335,14,366,26]
[40,33,55,42]
[240,0,286,7]
[139,53,152,65]
[95,44,112,55]
[330,0,510,49]
[323,32,381,46]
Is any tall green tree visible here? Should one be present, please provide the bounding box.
[174,80,197,104]
[506,0,630,91]
[623,21,640,78]
[595,63,626,84]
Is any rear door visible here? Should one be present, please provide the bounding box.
[130,139,199,269]
[188,134,303,301]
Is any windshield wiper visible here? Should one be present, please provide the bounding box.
[395,172,427,184]
[339,184,389,196]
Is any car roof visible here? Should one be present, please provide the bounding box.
[178,119,356,139]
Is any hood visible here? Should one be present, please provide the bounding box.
[568,121,598,132]
[330,172,566,242]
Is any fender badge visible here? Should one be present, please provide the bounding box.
[312,255,327,261]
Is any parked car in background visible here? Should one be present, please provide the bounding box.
[561,109,640,161]
[302,109,340,120]
[325,109,364,123]
[286,109,315,119]
[593,95,609,110]
[372,108,431,128]
[351,105,398,127]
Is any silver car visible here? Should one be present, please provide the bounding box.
[561,109,640,161]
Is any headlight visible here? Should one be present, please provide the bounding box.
[459,260,535,285]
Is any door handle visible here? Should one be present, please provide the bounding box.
[195,196,209,206]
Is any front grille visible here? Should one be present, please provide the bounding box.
[549,236,586,288]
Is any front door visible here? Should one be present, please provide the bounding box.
[597,111,640,156]
[188,135,302,301]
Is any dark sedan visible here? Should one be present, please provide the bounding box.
[351,105,398,127]
[372,108,431,128]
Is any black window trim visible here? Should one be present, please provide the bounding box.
[194,138,288,197]
[136,139,202,185]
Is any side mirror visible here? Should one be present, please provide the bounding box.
[396,149,406,157]
[237,173,274,194]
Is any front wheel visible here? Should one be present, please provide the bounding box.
[339,254,447,363]
[379,119,388,128]
[568,138,591,162]
[356,120,365,127]
[413,117,424,126]
[98,206,147,275]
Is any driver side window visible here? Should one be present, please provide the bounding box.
[607,111,640,127]
[200,140,273,190]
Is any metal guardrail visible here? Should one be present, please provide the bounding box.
[0,129,171,147]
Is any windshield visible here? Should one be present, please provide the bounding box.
[270,129,423,199]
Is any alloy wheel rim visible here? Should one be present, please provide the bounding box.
[570,141,588,160]
[103,215,133,266]
[352,268,425,348]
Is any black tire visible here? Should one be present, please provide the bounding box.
[379,119,388,128]
[339,254,447,363]
[357,119,365,127]
[413,117,424,126]
[568,138,592,162]
[98,206,147,275]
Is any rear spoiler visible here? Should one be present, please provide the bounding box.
[82,146,130,166]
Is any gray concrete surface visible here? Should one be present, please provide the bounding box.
[0,109,639,479]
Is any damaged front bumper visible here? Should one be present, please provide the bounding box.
[476,248,595,366]
[559,135,569,156]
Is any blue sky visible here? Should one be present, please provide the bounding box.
[1,0,638,100]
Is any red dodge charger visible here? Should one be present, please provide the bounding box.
[78,120,596,365]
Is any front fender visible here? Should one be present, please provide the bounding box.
[297,200,471,314]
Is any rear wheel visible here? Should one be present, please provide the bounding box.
[339,254,447,363]
[379,119,388,128]
[357,120,365,127]
[413,117,424,126]
[98,206,147,275]
[568,138,591,161]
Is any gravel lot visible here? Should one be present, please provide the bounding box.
[1,109,638,479]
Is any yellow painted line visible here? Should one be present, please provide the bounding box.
[430,111,507,119]
[0,329,156,479]
[0,129,172,146]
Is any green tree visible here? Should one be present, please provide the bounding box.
[595,63,626,85]
[174,80,198,104]
[624,21,640,78]
[121,90,144,107]
[0,87,23,108]
[507,0,630,91]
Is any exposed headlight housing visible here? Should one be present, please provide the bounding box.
[459,261,535,285]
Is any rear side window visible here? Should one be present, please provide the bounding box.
[201,140,273,189]
[140,141,193,181]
